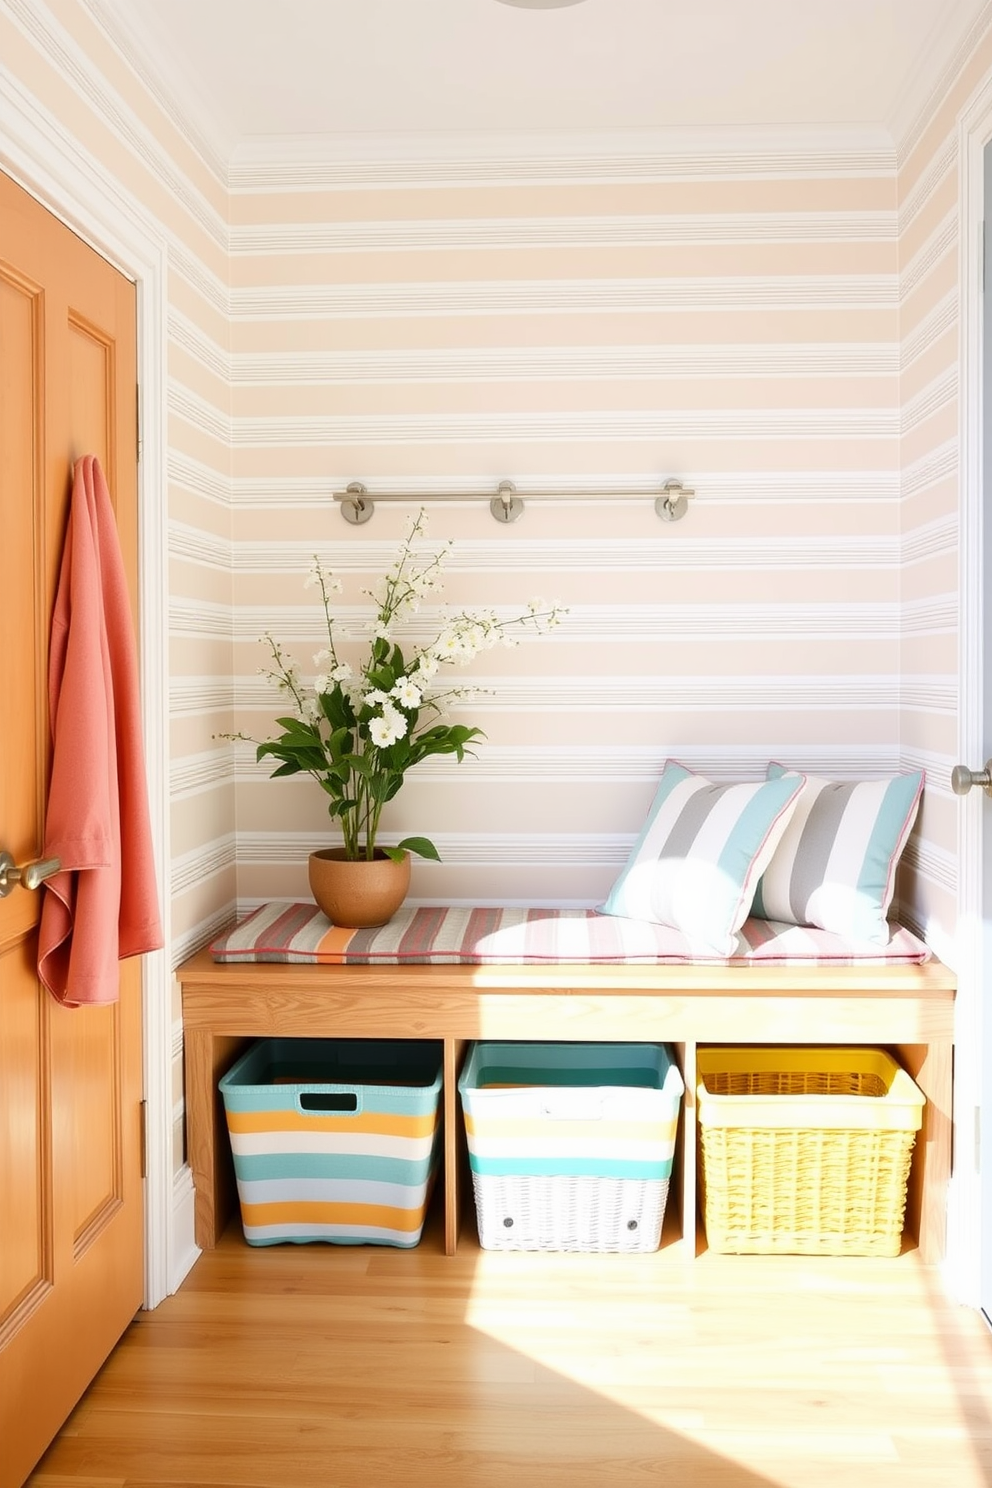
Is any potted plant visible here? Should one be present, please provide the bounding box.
[233,509,565,926]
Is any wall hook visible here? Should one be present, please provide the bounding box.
[655,479,695,522]
[340,482,374,525]
[489,480,524,524]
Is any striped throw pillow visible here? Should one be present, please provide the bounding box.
[600,761,806,957]
[751,764,924,944]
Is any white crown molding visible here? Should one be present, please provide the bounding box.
[892,0,992,164]
[229,125,895,192]
[2,0,228,252]
[80,0,234,184]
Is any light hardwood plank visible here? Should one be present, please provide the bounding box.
[26,1204,992,1488]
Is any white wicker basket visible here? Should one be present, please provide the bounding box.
[470,1172,671,1252]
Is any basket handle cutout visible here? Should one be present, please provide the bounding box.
[298,1092,360,1113]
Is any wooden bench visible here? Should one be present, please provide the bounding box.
[176,948,956,1261]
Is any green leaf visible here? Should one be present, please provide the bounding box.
[273,716,319,740]
[394,835,441,862]
[321,689,355,730]
[325,726,353,759]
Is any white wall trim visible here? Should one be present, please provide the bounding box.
[893,1,992,164]
[948,70,992,1307]
[170,1165,200,1294]
[0,74,178,1307]
[79,0,232,188]
[228,125,896,192]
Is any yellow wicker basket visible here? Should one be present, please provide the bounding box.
[696,1047,925,1257]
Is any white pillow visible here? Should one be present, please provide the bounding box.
[599,760,806,957]
[751,764,924,944]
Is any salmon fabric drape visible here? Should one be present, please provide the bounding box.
[38,454,163,1006]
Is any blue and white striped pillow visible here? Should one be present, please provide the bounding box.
[600,761,806,956]
[751,764,924,944]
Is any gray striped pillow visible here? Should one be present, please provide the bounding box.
[600,760,806,956]
[751,765,924,944]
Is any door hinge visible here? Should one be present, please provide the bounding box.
[139,1098,148,1179]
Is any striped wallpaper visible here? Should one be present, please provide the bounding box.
[4,0,992,1188]
[225,159,909,913]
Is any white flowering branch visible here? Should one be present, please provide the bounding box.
[228,509,566,862]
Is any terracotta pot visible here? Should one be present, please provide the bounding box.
[307,847,411,928]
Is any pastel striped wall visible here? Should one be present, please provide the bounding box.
[226,149,910,913]
[7,0,992,1195]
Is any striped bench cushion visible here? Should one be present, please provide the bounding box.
[209,903,931,966]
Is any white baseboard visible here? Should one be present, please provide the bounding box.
[169,1165,201,1295]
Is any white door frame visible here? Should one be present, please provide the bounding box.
[952,77,992,1308]
[0,71,176,1306]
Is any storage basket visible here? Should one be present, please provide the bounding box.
[696,1046,925,1256]
[219,1038,442,1247]
[458,1041,683,1252]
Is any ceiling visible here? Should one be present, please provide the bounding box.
[95,0,990,161]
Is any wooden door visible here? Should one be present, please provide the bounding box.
[0,170,144,1488]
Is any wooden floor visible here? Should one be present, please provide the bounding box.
[27,1203,992,1488]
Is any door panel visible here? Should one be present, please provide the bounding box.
[0,169,143,1488]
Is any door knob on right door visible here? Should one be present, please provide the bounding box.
[951,762,992,797]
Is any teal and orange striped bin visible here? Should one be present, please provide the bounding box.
[219,1038,442,1247]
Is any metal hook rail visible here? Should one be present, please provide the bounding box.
[332,479,695,526]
